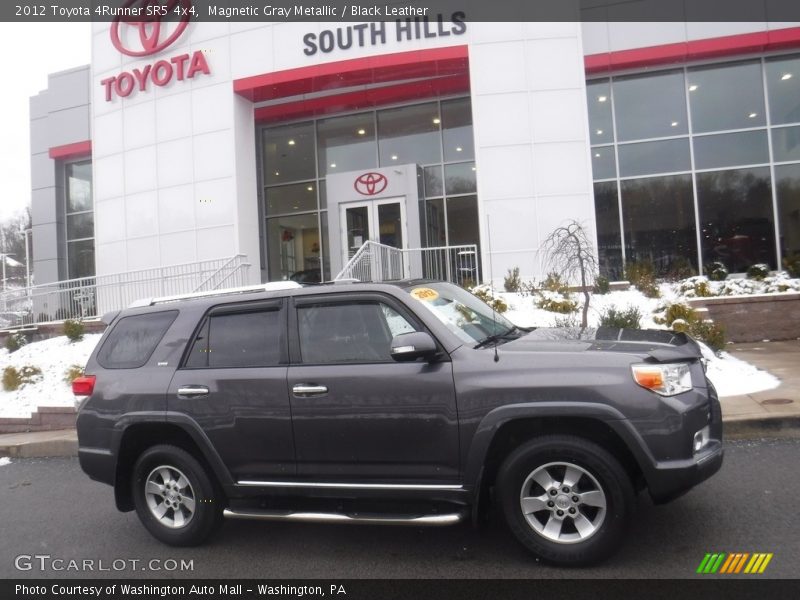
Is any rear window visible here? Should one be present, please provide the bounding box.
[97,311,178,369]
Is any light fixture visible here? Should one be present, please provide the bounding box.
[330,163,336,168]
[357,128,366,135]
[598,95,607,102]
[671,121,679,127]
[293,205,299,210]
[749,112,757,118]
[433,117,441,124]
[391,154,398,160]
[456,146,463,152]
[288,139,296,145]
[689,85,698,91]
[307,185,313,191]
[595,153,601,158]
[471,166,476,171]
[274,171,280,176]
[782,73,793,80]
[596,129,603,135]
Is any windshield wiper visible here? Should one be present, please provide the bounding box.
[473,326,523,349]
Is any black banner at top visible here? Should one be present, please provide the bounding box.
[5,0,800,22]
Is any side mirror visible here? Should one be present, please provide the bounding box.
[390,331,438,362]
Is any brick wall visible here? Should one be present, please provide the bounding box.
[0,407,76,434]
[687,293,800,343]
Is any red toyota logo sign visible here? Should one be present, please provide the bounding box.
[110,0,192,57]
[354,172,388,196]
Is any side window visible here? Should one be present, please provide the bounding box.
[97,310,178,369]
[185,309,283,368]
[297,301,418,364]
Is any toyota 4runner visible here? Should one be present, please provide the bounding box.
[75,280,723,566]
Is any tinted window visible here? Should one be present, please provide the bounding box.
[97,311,178,369]
[613,70,688,141]
[587,80,613,145]
[298,302,417,364]
[186,309,283,368]
[688,61,765,133]
[693,131,769,170]
[618,138,690,177]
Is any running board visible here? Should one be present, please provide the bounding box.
[223,508,464,527]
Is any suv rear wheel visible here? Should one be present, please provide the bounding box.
[132,445,222,546]
[496,435,634,566]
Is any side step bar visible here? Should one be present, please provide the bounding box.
[223,508,465,527]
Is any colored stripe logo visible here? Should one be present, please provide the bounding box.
[697,552,773,574]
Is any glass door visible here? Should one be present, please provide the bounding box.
[341,197,408,279]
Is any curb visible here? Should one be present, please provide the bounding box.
[0,431,78,459]
[723,415,800,439]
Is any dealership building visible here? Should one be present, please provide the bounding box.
[29,18,800,301]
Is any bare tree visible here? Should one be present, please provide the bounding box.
[541,220,598,329]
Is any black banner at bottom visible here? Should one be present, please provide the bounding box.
[3,579,799,600]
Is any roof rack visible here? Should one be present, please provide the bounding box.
[128,281,303,308]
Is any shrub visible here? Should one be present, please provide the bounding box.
[625,261,660,298]
[63,364,84,386]
[665,257,696,282]
[5,333,27,353]
[746,263,770,281]
[542,272,569,294]
[783,254,800,278]
[655,303,727,353]
[593,276,610,295]
[519,280,538,297]
[655,303,696,327]
[552,314,580,328]
[706,261,728,282]
[503,267,522,293]
[691,321,727,353]
[599,306,642,329]
[537,296,578,314]
[63,319,85,342]
[2,365,43,392]
[470,287,508,314]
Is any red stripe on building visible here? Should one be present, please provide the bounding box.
[585,26,800,74]
[48,140,92,160]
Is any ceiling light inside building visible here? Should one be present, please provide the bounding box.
[782,73,793,80]
[456,147,463,152]
[689,85,698,91]
[596,129,603,135]
[749,112,757,118]
[595,153,601,158]
[307,186,313,191]
[330,163,336,168]
[671,121,679,127]
[433,117,441,124]
[598,95,607,102]
[288,139,296,145]
[274,171,280,176]
[471,166,476,171]
[391,154,398,160]
[357,129,366,135]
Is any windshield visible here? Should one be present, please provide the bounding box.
[404,282,515,344]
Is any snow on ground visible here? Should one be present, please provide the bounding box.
[0,334,102,418]
[493,285,780,398]
[0,457,10,466]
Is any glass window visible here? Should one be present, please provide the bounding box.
[265,182,318,215]
[620,175,698,276]
[262,122,316,185]
[688,61,765,133]
[587,80,613,145]
[191,310,284,369]
[378,102,441,166]
[444,162,476,195]
[765,55,800,125]
[97,311,177,370]
[424,166,443,197]
[266,213,321,282]
[66,162,92,212]
[775,163,800,259]
[446,195,479,246]
[297,302,415,363]
[442,98,474,161]
[693,131,769,170]
[67,213,94,240]
[317,113,376,177]
[424,198,446,247]
[696,167,776,271]
[613,70,688,141]
[618,138,690,177]
[593,182,623,280]
[771,126,800,163]
[67,240,95,280]
[591,146,616,180]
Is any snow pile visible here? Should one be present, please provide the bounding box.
[0,334,102,418]
[673,273,800,298]
[0,457,10,467]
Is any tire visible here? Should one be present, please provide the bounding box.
[496,435,634,566]
[131,444,222,546]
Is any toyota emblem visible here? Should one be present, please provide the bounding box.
[110,0,192,57]
[354,172,388,196]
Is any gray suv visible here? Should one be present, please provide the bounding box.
[74,280,722,566]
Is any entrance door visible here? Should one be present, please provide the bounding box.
[341,197,408,279]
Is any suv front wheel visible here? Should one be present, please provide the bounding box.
[131,445,222,546]
[496,435,634,566]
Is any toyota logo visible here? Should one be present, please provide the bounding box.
[110,0,192,57]
[354,172,388,196]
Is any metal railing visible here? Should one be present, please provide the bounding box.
[335,242,480,286]
[0,255,251,330]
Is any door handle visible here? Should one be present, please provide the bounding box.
[177,386,210,398]
[292,384,328,397]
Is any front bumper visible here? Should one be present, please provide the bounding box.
[647,440,724,504]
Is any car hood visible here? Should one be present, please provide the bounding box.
[499,327,703,362]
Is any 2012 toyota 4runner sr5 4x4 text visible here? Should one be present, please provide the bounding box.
[75,280,723,566]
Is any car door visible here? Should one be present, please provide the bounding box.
[168,299,295,481]
[287,292,460,482]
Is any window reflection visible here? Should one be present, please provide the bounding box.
[593,182,623,280]
[591,146,616,180]
[587,80,613,145]
[266,213,322,282]
[693,131,769,170]
[776,163,800,260]
[317,113,376,177]
[442,98,475,161]
[765,55,800,125]
[620,175,698,276]
[688,61,765,133]
[697,167,776,271]
[618,138,690,177]
[771,126,800,163]
[66,160,94,279]
[614,70,687,141]
[263,122,316,185]
[378,103,441,165]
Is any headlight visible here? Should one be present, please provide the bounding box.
[631,362,692,396]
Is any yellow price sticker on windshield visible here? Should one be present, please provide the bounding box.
[410,287,439,302]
